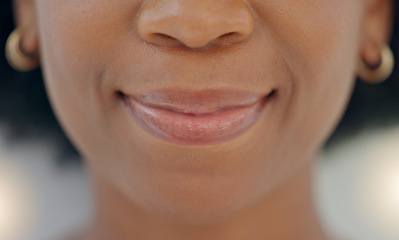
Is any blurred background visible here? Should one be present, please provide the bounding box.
[1,1,399,240]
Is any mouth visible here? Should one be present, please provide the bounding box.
[121,89,275,146]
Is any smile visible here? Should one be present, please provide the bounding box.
[123,89,273,146]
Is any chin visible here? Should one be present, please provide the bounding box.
[146,193,247,226]
[129,173,260,226]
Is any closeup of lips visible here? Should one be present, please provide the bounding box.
[122,89,274,145]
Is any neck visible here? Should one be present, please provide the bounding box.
[85,161,327,240]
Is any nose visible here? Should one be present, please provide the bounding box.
[137,0,255,49]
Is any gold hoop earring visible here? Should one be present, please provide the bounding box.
[357,45,395,84]
[5,29,39,72]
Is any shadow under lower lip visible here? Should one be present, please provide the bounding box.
[126,98,268,146]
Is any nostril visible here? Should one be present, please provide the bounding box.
[217,32,243,45]
[154,33,176,40]
[149,33,181,47]
[219,32,237,39]
[137,0,255,49]
[146,32,246,49]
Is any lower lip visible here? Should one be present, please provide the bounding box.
[125,97,268,146]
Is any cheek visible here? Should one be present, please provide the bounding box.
[35,0,141,91]
[34,0,139,158]
[234,0,365,187]
[262,0,363,151]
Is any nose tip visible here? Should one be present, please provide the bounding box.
[137,0,254,49]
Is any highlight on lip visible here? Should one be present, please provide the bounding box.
[121,90,275,145]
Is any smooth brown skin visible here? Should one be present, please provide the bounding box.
[13,0,393,239]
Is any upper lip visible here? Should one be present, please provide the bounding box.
[124,89,272,115]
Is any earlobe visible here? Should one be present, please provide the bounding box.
[358,45,395,84]
[11,0,40,62]
[5,28,40,71]
[358,0,394,84]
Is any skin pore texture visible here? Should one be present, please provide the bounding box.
[13,0,393,239]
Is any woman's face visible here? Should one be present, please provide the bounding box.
[16,0,391,224]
